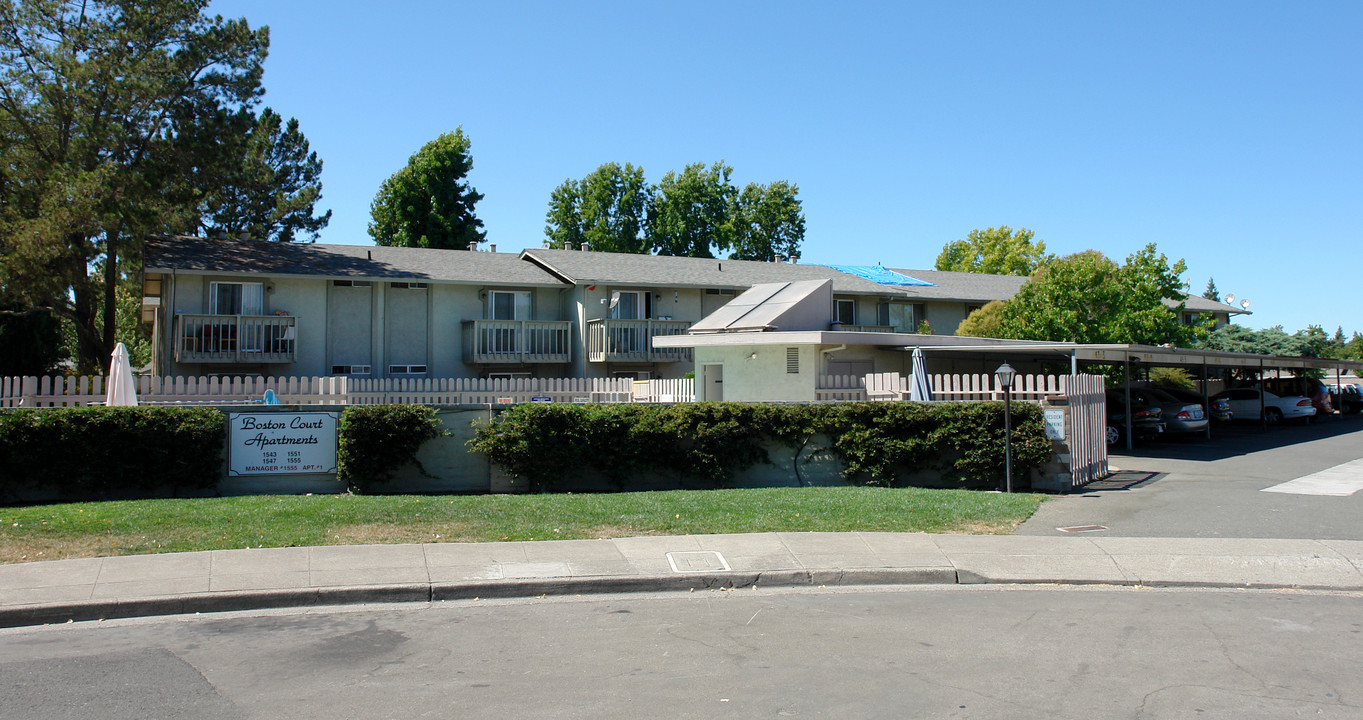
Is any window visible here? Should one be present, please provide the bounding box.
[331,364,371,375]
[390,282,427,289]
[876,302,890,327]
[209,282,263,315]
[332,280,372,287]
[835,298,856,325]
[488,290,531,320]
[389,365,428,375]
[609,290,646,319]
[705,288,737,296]
[786,347,800,374]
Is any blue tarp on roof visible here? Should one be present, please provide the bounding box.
[823,265,936,287]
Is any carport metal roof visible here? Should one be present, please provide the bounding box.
[905,341,1363,374]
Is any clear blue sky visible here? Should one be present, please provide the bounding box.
[210,0,1360,335]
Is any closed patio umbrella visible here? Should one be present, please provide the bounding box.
[909,347,933,402]
[105,342,139,407]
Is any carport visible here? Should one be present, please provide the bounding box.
[901,342,1363,450]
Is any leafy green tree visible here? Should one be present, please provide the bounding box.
[934,226,1052,276]
[1201,324,1305,356]
[544,162,648,253]
[955,300,1007,338]
[996,244,1197,346]
[0,296,66,376]
[199,107,331,243]
[729,180,805,261]
[647,161,737,258]
[1202,277,1220,301]
[0,0,269,371]
[369,128,485,249]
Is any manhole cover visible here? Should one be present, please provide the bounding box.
[1058,525,1109,533]
[666,551,731,573]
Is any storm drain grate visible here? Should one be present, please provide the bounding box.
[1057,525,1110,533]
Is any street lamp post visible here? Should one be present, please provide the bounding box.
[995,362,1017,493]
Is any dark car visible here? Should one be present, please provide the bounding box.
[1105,390,1164,447]
[1160,386,1233,422]
[1333,384,1363,415]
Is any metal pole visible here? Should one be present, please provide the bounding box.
[1003,385,1013,493]
[1124,358,1133,450]
[1202,357,1211,439]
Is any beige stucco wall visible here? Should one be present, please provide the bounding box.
[694,345,821,402]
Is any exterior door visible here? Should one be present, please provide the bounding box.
[702,363,723,401]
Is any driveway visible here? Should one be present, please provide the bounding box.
[1018,414,1363,539]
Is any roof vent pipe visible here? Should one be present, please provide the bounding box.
[489,244,496,253]
[468,241,477,251]
[582,242,591,252]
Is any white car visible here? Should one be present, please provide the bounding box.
[1212,388,1316,425]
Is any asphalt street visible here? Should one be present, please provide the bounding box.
[1019,413,1363,539]
[3,585,1360,719]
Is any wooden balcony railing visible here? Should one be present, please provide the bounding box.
[461,320,572,364]
[175,314,297,364]
[587,319,692,363]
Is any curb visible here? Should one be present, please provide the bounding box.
[3,566,1358,630]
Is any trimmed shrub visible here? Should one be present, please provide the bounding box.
[470,401,1054,492]
[337,405,447,492]
[0,407,225,501]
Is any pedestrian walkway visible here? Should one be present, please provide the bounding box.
[1262,457,1363,496]
[2,533,1361,628]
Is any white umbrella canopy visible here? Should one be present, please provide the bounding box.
[909,347,933,402]
[105,342,139,407]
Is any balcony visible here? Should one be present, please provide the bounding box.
[587,319,692,363]
[175,314,297,364]
[462,320,572,364]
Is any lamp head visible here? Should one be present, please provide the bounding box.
[994,362,1017,388]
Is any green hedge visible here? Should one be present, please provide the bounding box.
[469,401,1054,492]
[0,407,225,500]
[337,405,446,493]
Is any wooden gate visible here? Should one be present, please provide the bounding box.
[1064,374,1108,488]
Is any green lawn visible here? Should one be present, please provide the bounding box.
[0,487,1046,564]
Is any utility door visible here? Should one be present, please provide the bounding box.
[701,363,723,401]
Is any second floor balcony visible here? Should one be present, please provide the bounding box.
[462,320,572,364]
[587,319,692,363]
[175,314,297,364]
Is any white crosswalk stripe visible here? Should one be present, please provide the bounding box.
[1262,458,1363,496]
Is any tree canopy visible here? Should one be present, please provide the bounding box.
[729,180,805,262]
[993,244,1198,346]
[198,107,331,243]
[544,162,648,253]
[369,128,485,249]
[647,161,737,258]
[0,0,270,371]
[543,160,805,260]
[934,226,1052,276]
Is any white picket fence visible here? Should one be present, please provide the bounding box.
[0,375,702,407]
[815,373,1071,403]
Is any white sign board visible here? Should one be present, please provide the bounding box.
[1043,409,1066,440]
[228,412,338,476]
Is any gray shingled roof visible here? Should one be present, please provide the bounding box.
[521,248,907,296]
[144,235,566,286]
[889,266,1247,314]
[885,268,1029,302]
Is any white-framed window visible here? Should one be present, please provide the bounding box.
[835,298,856,325]
[210,281,263,315]
[609,290,647,319]
[488,290,531,320]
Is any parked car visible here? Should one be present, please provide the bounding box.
[1127,387,1209,436]
[1105,390,1165,447]
[1255,377,1333,415]
[1160,386,1233,423]
[1333,384,1363,415]
[1212,387,1316,425]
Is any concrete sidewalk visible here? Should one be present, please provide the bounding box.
[3,533,1362,628]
